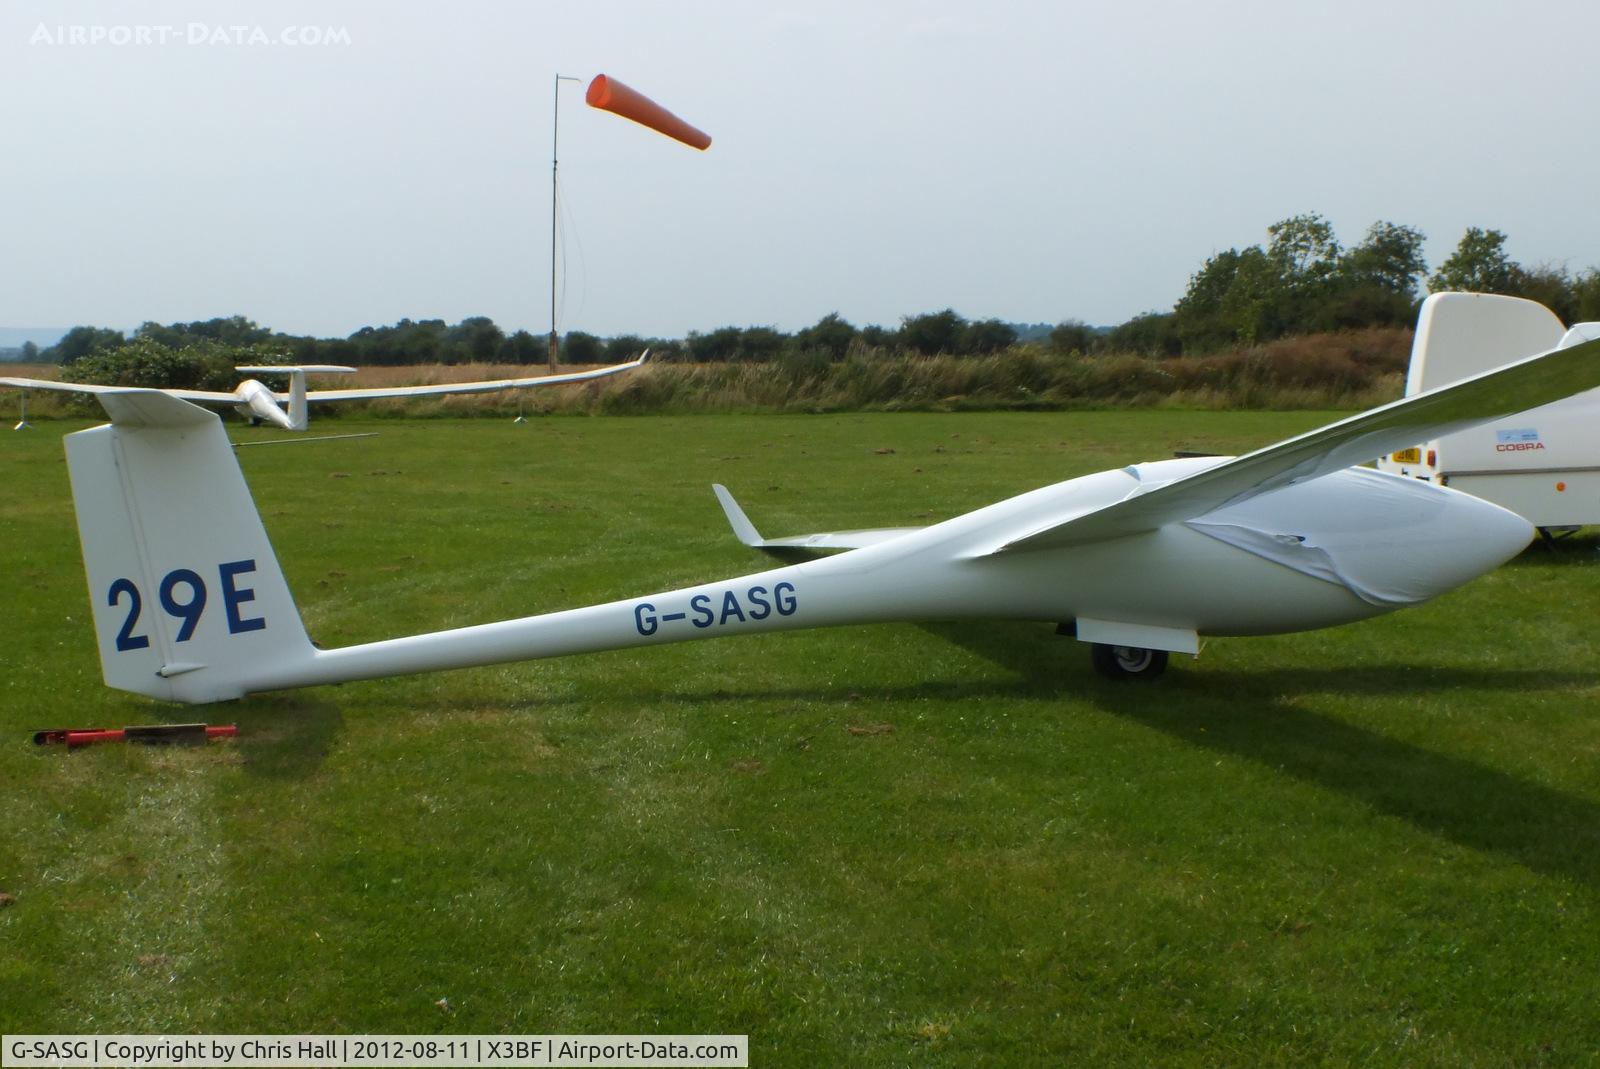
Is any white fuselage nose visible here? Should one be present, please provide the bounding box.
[1191,465,1535,609]
[778,459,1536,641]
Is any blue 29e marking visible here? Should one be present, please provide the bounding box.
[109,559,266,652]
[634,581,797,637]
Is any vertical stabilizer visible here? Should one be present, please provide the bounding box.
[287,369,309,431]
[64,391,316,702]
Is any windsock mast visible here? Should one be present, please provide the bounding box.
[548,71,712,369]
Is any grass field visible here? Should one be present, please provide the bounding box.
[2,411,1598,1066]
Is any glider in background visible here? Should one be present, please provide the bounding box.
[0,353,647,432]
[41,332,1600,703]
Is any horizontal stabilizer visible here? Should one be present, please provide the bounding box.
[0,384,222,427]
[236,364,356,376]
[713,484,919,552]
[992,333,1600,553]
[0,377,239,405]
[96,390,219,428]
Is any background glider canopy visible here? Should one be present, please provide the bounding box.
[585,74,711,150]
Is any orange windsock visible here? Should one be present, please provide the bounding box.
[586,74,711,151]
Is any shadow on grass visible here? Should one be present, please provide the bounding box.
[1511,530,1600,567]
[97,696,343,777]
[227,696,345,779]
[317,615,1599,887]
[924,620,1600,889]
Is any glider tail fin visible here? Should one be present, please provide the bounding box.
[65,391,316,702]
[287,369,308,431]
[1405,292,1566,394]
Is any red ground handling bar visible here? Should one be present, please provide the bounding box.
[32,724,238,748]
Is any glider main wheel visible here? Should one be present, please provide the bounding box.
[1090,643,1169,681]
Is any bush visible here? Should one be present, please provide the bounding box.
[61,338,293,391]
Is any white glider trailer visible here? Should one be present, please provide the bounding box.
[1378,292,1600,533]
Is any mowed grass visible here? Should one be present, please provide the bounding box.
[2,411,1598,1066]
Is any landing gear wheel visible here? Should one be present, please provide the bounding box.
[1090,643,1169,680]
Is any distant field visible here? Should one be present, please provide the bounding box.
[2,412,1597,1066]
[1,362,58,379]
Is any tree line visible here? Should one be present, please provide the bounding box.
[1156,215,1600,355]
[36,308,1033,371]
[28,217,1600,388]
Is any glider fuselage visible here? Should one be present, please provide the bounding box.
[234,458,1528,700]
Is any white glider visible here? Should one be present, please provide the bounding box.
[46,333,1600,703]
[1,353,647,431]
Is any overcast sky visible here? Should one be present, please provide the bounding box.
[3,0,1598,340]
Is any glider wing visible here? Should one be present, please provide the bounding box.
[0,377,241,405]
[991,334,1600,553]
[298,354,648,403]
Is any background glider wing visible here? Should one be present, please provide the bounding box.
[88,387,221,428]
[296,354,648,403]
[992,334,1600,553]
[0,377,240,405]
[4,355,645,410]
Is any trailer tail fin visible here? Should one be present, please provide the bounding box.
[63,391,315,702]
[1407,292,1565,394]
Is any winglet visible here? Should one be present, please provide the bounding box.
[713,484,764,546]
